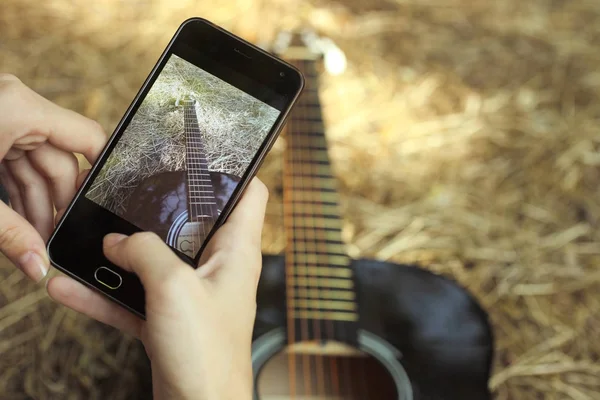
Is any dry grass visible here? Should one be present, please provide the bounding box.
[1,0,599,399]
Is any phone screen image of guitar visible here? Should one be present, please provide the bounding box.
[84,54,280,259]
[124,98,241,258]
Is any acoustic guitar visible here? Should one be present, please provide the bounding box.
[124,97,240,258]
[251,32,495,399]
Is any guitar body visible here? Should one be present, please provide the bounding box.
[124,170,240,256]
[252,34,494,399]
[253,255,494,400]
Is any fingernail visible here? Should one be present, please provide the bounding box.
[104,233,127,248]
[18,251,48,282]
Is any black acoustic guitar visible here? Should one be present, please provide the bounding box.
[251,32,495,399]
[124,98,240,258]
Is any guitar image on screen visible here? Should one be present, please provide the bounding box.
[251,32,495,399]
[124,98,240,258]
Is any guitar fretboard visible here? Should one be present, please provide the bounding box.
[283,58,359,337]
[183,100,219,222]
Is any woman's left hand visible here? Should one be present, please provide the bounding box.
[0,73,107,282]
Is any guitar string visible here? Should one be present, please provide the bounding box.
[192,100,209,256]
[306,59,356,400]
[184,99,197,259]
[284,104,298,399]
[186,100,200,258]
[291,80,313,398]
[287,60,319,393]
[301,100,329,400]
[300,60,340,399]
[312,59,348,399]
[185,98,213,259]
[195,100,213,256]
[298,64,326,397]
[306,61,342,399]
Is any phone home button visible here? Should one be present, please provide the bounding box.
[94,266,122,290]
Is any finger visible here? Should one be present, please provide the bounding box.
[0,162,26,217]
[28,143,79,211]
[6,156,54,241]
[197,178,268,282]
[201,177,269,262]
[54,170,89,226]
[102,232,188,292]
[47,275,142,338]
[220,177,269,245]
[0,202,48,281]
[76,169,90,189]
[0,75,106,163]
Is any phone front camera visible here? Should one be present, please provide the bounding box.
[280,72,285,77]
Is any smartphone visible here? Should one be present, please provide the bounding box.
[47,18,304,319]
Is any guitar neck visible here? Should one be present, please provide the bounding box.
[283,58,359,342]
[183,101,218,221]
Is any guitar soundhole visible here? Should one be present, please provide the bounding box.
[257,347,398,399]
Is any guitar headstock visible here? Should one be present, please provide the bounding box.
[261,29,347,76]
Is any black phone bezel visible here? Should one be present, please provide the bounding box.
[46,17,304,319]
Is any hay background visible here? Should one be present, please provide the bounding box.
[1,0,599,399]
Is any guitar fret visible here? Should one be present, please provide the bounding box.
[294,299,357,311]
[288,186,337,193]
[284,173,334,181]
[291,249,348,259]
[292,277,354,289]
[290,254,349,266]
[291,289,355,301]
[287,225,342,235]
[285,204,340,214]
[289,220,342,230]
[284,165,333,175]
[288,145,329,152]
[286,159,330,165]
[290,266,352,278]
[286,213,341,221]
[289,240,346,252]
[291,250,348,257]
[289,231,343,244]
[285,191,340,202]
[287,176,336,184]
[285,130,327,138]
[286,200,338,208]
[291,310,358,322]
[287,137,327,146]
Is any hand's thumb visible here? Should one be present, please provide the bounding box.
[102,232,187,291]
[0,202,49,282]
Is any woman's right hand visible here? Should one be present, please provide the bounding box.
[47,178,269,400]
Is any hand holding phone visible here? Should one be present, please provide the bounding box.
[47,18,304,317]
[48,178,268,400]
[1,56,273,400]
[0,72,106,282]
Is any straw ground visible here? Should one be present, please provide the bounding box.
[0,0,599,399]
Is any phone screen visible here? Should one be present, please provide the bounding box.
[83,53,282,259]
